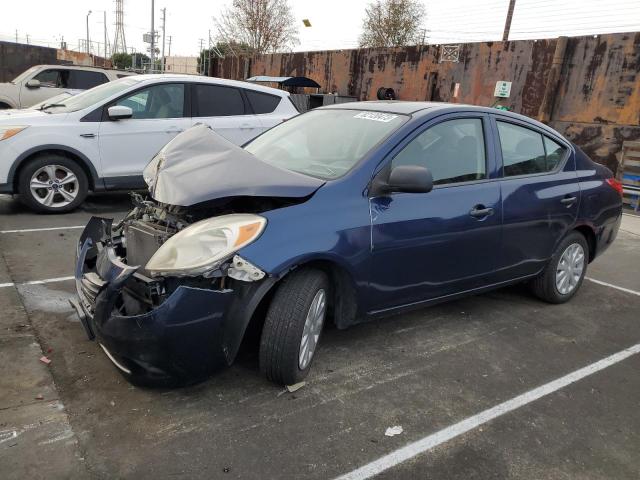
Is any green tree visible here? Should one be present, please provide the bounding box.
[359,0,426,48]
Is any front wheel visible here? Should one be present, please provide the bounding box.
[530,231,589,304]
[18,155,88,213]
[259,268,329,385]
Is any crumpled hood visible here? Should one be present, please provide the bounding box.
[145,124,325,207]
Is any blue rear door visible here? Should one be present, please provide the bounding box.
[368,113,503,312]
[492,115,579,280]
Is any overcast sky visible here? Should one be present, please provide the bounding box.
[2,0,639,57]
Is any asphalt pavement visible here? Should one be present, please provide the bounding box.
[1,192,639,479]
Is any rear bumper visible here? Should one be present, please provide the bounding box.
[72,216,273,384]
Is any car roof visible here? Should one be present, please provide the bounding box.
[321,101,567,141]
[36,64,130,74]
[128,74,290,97]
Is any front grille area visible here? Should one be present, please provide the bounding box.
[79,271,105,313]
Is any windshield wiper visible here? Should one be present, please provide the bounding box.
[40,103,66,111]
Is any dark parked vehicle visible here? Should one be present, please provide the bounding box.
[72,102,623,386]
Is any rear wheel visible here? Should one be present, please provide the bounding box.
[18,155,88,213]
[0,102,11,110]
[530,231,588,303]
[259,268,329,385]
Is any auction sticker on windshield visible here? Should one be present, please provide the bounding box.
[354,112,399,122]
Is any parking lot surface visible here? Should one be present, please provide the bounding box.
[1,193,639,479]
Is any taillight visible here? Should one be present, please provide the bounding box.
[605,178,623,196]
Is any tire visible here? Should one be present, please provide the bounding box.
[18,155,88,213]
[259,268,329,385]
[530,231,589,304]
[0,103,11,110]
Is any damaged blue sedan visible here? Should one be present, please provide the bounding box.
[72,102,623,386]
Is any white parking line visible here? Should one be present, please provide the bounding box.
[586,277,640,297]
[0,276,75,289]
[0,225,84,234]
[335,343,640,480]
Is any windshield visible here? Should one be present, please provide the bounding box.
[12,66,39,84]
[44,77,142,113]
[244,109,407,179]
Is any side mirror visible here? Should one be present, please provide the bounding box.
[26,79,41,89]
[372,165,433,195]
[107,105,133,121]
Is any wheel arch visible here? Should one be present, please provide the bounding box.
[10,145,102,192]
[573,224,597,263]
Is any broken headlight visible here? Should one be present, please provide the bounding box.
[145,214,266,277]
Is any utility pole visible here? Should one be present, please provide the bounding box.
[198,38,204,74]
[15,30,18,43]
[86,10,92,54]
[161,8,166,72]
[149,0,155,72]
[26,34,30,45]
[502,0,516,42]
[103,11,108,63]
[168,35,172,57]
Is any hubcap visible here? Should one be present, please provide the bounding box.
[555,243,585,295]
[299,289,326,370]
[30,165,78,208]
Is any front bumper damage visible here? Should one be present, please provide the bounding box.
[71,216,274,384]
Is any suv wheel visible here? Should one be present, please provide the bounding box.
[18,155,88,213]
[530,231,589,304]
[259,268,329,385]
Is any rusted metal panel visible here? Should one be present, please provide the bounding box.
[215,32,639,170]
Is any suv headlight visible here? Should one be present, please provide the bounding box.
[0,126,28,141]
[145,214,267,277]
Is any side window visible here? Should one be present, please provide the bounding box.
[114,83,184,119]
[497,122,564,176]
[245,90,281,114]
[543,136,567,171]
[33,69,66,88]
[194,84,245,116]
[68,70,109,89]
[392,118,487,185]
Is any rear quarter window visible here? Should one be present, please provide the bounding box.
[244,90,281,114]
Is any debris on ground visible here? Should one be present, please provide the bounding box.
[35,394,44,400]
[385,425,403,437]
[39,356,51,365]
[286,381,306,393]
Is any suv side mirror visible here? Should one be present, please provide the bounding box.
[26,79,41,89]
[372,165,433,196]
[108,105,133,121]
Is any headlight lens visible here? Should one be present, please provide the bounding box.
[0,125,28,141]
[145,214,266,277]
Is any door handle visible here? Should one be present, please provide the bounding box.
[165,128,184,134]
[560,196,577,206]
[469,205,494,218]
[79,133,96,138]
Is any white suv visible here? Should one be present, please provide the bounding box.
[0,74,298,212]
[0,65,132,110]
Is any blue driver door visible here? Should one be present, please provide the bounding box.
[368,114,503,312]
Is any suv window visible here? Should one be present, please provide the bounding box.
[497,121,566,176]
[194,84,245,116]
[33,69,69,88]
[69,70,109,89]
[392,118,487,185]
[245,90,281,114]
[114,83,184,119]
